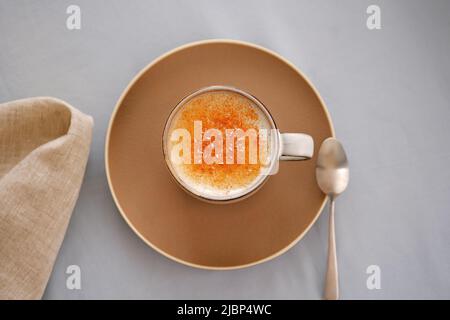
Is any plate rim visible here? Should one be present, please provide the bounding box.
[105,39,336,270]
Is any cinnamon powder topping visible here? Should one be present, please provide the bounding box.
[170,91,266,192]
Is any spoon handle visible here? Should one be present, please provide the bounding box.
[324,198,339,300]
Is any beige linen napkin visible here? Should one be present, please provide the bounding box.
[0,97,93,299]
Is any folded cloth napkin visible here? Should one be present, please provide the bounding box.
[0,97,93,299]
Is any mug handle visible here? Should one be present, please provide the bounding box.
[279,133,314,160]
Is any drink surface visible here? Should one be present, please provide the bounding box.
[167,90,273,199]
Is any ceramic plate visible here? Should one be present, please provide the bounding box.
[106,40,334,269]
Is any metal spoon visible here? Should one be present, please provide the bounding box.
[316,137,349,300]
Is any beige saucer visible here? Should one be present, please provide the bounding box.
[105,39,335,269]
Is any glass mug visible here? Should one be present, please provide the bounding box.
[162,85,314,203]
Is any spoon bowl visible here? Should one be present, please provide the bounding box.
[316,138,349,198]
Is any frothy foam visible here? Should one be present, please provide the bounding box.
[166,89,274,200]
